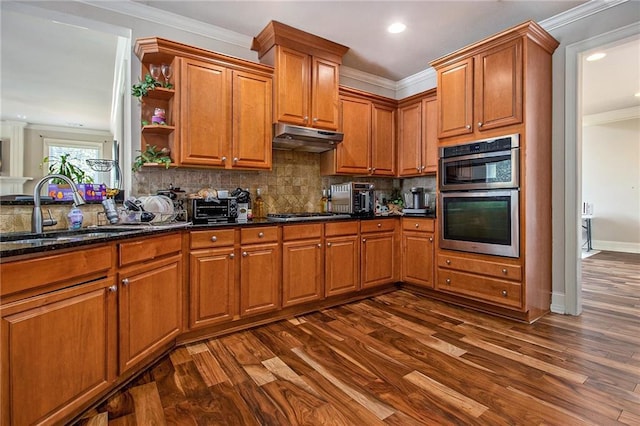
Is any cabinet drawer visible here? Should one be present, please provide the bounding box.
[361,219,397,233]
[119,233,182,267]
[437,254,521,281]
[402,218,435,232]
[437,269,522,308]
[325,220,359,237]
[1,245,112,297]
[240,226,279,244]
[282,223,322,241]
[190,229,235,249]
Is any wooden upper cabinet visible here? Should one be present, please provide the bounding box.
[252,21,348,131]
[232,70,273,169]
[134,37,273,171]
[432,21,558,142]
[397,90,437,177]
[180,58,231,166]
[321,87,396,176]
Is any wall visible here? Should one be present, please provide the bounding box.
[582,117,640,252]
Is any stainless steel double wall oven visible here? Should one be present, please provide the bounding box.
[438,134,520,258]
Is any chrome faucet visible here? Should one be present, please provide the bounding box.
[32,174,86,233]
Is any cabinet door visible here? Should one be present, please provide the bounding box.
[336,96,371,174]
[275,46,310,126]
[371,103,396,176]
[180,58,231,166]
[1,278,116,426]
[475,39,523,132]
[422,96,438,173]
[240,243,281,317]
[437,57,473,139]
[189,248,236,329]
[232,70,273,169]
[397,101,422,176]
[311,56,340,130]
[402,232,435,288]
[282,239,323,307]
[325,234,360,296]
[361,232,396,288]
[119,255,182,373]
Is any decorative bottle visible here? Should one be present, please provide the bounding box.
[254,188,265,219]
[320,189,328,213]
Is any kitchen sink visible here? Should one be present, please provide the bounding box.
[0,227,138,246]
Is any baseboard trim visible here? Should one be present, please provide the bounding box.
[593,240,640,254]
[550,292,566,314]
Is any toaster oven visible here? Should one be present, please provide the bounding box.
[188,198,238,224]
[329,182,375,216]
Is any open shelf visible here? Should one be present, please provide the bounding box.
[141,125,175,135]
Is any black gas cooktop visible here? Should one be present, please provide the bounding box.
[266,212,352,222]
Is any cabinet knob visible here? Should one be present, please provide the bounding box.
[445,278,451,284]
[446,259,451,265]
[221,156,227,162]
[327,242,332,247]
[416,167,421,172]
[501,290,508,297]
[466,124,471,129]
[121,278,129,286]
[229,253,235,259]
[372,168,376,172]
[415,223,419,228]
[108,285,118,292]
[502,268,508,275]
[478,122,483,128]
[377,223,382,228]
[242,251,248,257]
[233,157,238,163]
[362,238,367,243]
[429,237,433,242]
[312,117,318,122]
[303,116,309,122]
[317,243,322,248]
[211,236,217,242]
[258,232,264,238]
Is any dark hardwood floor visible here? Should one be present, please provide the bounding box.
[76,251,640,425]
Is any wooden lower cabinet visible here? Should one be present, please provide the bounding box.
[361,219,398,289]
[282,224,324,307]
[239,242,281,316]
[118,254,182,373]
[1,277,117,426]
[401,218,435,288]
[325,234,360,296]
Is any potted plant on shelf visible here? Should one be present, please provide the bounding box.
[131,73,162,101]
[132,144,172,172]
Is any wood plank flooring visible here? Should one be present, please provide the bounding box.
[75,251,640,425]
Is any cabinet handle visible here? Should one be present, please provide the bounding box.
[416,167,421,172]
[108,285,118,292]
[372,167,376,172]
[233,157,238,163]
[121,278,129,286]
[415,223,419,228]
[303,116,309,122]
[221,156,227,162]
[445,278,451,284]
[362,238,367,243]
[502,268,508,275]
[429,237,433,242]
[211,236,217,242]
[368,167,372,172]
[242,251,248,257]
[327,242,332,247]
[377,223,382,228]
[258,232,264,238]
[313,117,318,122]
[501,290,508,297]
[229,253,235,259]
[478,122,483,128]
[446,259,451,265]
[466,124,471,129]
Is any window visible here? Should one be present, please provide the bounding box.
[43,138,105,183]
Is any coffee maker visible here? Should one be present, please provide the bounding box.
[403,187,430,215]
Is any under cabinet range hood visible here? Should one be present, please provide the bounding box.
[272,123,343,153]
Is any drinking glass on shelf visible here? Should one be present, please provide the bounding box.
[149,64,161,82]
[161,64,172,88]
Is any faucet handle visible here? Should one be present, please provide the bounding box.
[43,209,57,227]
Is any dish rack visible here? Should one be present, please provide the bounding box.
[97,206,187,226]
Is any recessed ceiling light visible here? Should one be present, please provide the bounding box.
[586,52,606,62]
[16,114,27,120]
[388,23,406,34]
[635,92,640,97]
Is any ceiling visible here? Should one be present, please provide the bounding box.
[1,0,638,132]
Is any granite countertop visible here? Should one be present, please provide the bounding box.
[0,214,436,259]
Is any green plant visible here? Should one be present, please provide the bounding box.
[41,153,93,184]
[132,144,172,172]
[131,73,162,99]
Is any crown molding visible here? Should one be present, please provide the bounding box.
[339,66,397,91]
[26,123,113,137]
[78,0,253,48]
[540,0,629,32]
[583,106,640,126]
